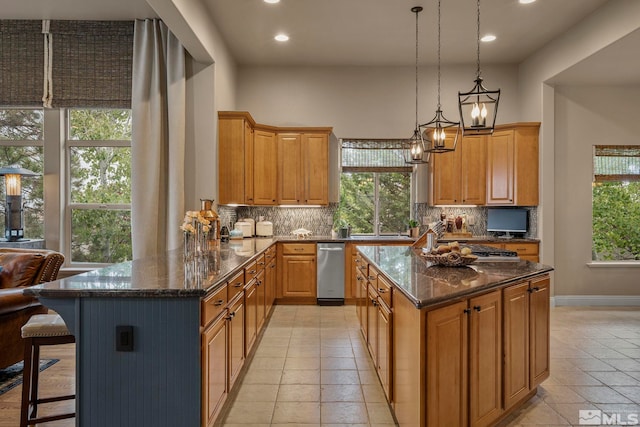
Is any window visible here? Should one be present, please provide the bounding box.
[592,145,640,261]
[339,139,412,235]
[0,109,44,239]
[0,108,132,266]
[67,109,132,264]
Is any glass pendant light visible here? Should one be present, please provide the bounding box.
[404,6,429,165]
[458,0,500,135]
[422,0,460,153]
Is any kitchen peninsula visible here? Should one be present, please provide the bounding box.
[25,239,552,427]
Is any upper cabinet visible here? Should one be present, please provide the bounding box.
[430,122,540,207]
[218,112,332,206]
[486,123,540,206]
[431,134,487,205]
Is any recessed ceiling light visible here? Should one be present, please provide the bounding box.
[274,34,289,42]
[519,0,536,4]
[481,34,496,42]
[264,0,280,3]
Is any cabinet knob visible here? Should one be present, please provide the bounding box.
[473,306,481,312]
[463,308,471,314]
[378,288,386,293]
[214,299,224,306]
[234,282,243,288]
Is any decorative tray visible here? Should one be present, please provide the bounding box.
[420,251,478,267]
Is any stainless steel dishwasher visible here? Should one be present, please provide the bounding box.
[316,242,345,305]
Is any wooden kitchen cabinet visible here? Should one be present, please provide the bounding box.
[253,129,277,205]
[503,275,550,411]
[376,277,393,400]
[218,112,254,205]
[366,284,378,362]
[244,279,257,356]
[227,293,245,390]
[278,243,317,302]
[486,123,539,206]
[202,312,228,427]
[256,268,266,333]
[278,132,329,205]
[264,246,276,316]
[431,134,487,205]
[480,240,539,262]
[426,289,502,427]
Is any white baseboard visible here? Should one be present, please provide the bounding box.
[552,295,640,307]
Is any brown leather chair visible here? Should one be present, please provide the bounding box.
[0,248,64,369]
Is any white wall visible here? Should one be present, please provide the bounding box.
[237,64,519,138]
[554,85,640,297]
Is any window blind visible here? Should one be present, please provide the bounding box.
[341,139,411,172]
[594,145,640,182]
[0,21,44,107]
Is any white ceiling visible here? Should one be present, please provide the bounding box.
[2,0,638,85]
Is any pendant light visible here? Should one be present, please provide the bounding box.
[422,0,460,153]
[457,0,500,135]
[404,6,429,165]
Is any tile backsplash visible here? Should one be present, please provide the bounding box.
[217,203,537,238]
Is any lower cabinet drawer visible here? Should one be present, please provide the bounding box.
[281,243,316,255]
[201,284,228,327]
[228,270,246,302]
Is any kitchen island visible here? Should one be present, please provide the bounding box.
[355,245,553,427]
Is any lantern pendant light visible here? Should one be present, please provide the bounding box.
[404,6,429,165]
[458,0,500,135]
[422,0,460,153]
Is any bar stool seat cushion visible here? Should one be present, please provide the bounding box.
[21,314,71,338]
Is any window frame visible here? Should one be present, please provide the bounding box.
[63,109,132,268]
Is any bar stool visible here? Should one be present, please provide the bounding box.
[20,314,75,427]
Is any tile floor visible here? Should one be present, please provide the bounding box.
[218,305,640,427]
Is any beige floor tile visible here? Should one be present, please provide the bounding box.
[224,401,275,424]
[242,369,283,385]
[366,402,396,424]
[612,386,640,403]
[588,371,640,386]
[249,356,286,370]
[600,358,640,371]
[222,424,270,427]
[271,401,321,424]
[584,347,630,359]
[517,400,571,425]
[281,369,321,385]
[571,386,633,404]
[546,402,599,425]
[320,402,369,424]
[358,369,381,385]
[595,402,640,416]
[277,384,321,402]
[260,336,292,347]
[552,370,603,386]
[320,384,363,402]
[321,369,360,385]
[234,384,279,402]
[253,345,289,358]
[290,336,321,347]
[355,356,376,371]
[539,384,587,404]
[284,357,321,370]
[321,346,354,358]
[616,347,640,358]
[563,357,616,371]
[362,384,387,403]
[321,357,357,370]
[288,345,323,358]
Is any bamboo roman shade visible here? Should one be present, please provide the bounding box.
[0,20,133,108]
[0,21,44,107]
[594,145,640,182]
[341,139,412,172]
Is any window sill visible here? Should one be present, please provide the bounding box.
[587,261,640,268]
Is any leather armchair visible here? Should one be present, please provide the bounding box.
[0,248,64,369]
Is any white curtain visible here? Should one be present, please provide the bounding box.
[131,20,186,259]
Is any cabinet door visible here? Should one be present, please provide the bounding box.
[278,133,303,204]
[366,285,378,362]
[426,301,468,427]
[377,300,392,401]
[431,139,461,205]
[265,258,276,315]
[244,121,255,204]
[487,129,515,205]
[461,135,487,205]
[256,269,266,333]
[303,133,329,205]
[253,130,277,205]
[245,281,257,356]
[357,277,367,340]
[202,312,228,427]
[218,118,247,205]
[514,125,539,206]
[503,281,530,410]
[469,290,503,427]
[529,276,550,387]
[228,295,245,389]
[281,254,317,298]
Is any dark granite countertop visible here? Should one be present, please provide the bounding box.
[356,245,553,309]
[24,235,414,299]
[437,236,539,243]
